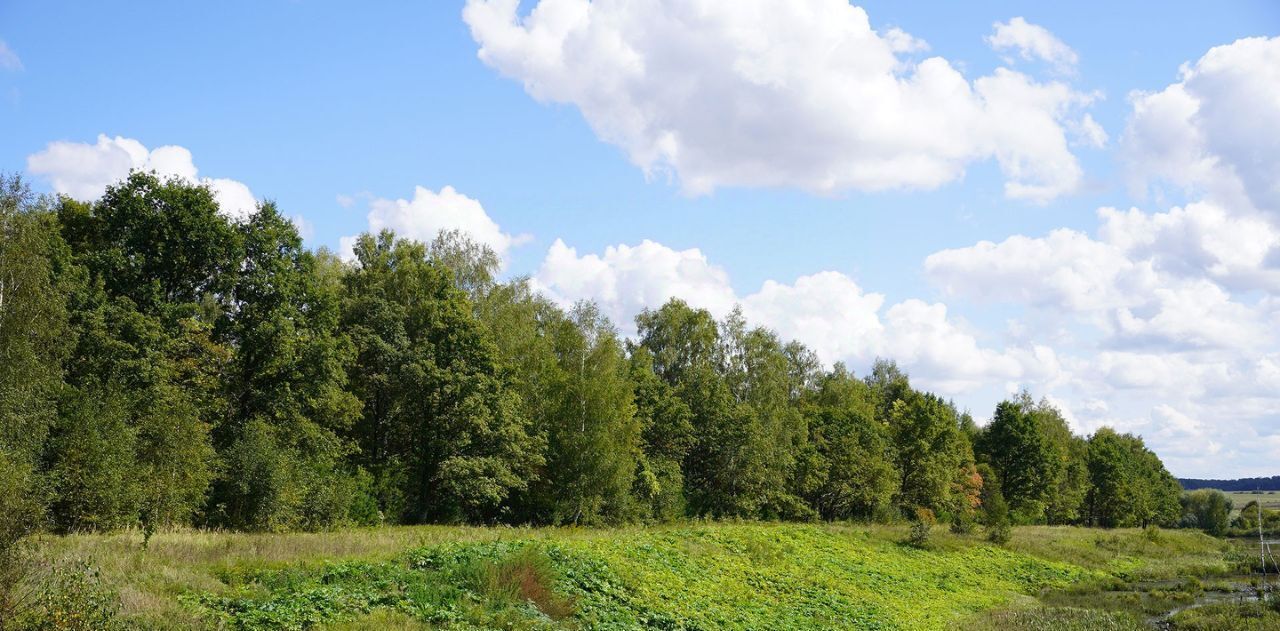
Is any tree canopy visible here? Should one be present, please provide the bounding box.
[0,171,1186,535]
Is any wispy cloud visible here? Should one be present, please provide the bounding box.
[0,40,23,71]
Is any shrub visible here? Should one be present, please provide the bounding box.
[15,560,120,631]
[987,520,1012,545]
[907,507,936,547]
[977,464,1013,545]
[0,452,45,625]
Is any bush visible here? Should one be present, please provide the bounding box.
[907,507,936,547]
[979,464,1012,544]
[13,560,120,631]
[987,521,1012,545]
[0,452,44,625]
[950,510,976,534]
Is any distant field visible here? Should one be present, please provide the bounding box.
[1217,489,1280,517]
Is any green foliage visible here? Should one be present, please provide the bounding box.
[13,560,121,631]
[979,463,1012,544]
[976,396,1054,521]
[343,231,540,523]
[0,175,72,466]
[627,347,694,521]
[56,171,241,315]
[1230,499,1280,534]
[801,365,898,520]
[1084,428,1182,528]
[884,389,972,516]
[47,389,140,532]
[3,170,1196,552]
[1180,489,1233,536]
[186,524,1096,630]
[532,303,642,525]
[215,419,295,531]
[135,383,215,532]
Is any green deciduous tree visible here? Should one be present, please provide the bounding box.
[879,384,973,517]
[47,388,139,532]
[213,202,361,530]
[800,364,898,520]
[976,397,1056,521]
[535,302,641,524]
[0,175,72,466]
[1084,428,1181,528]
[1179,489,1232,536]
[628,347,694,521]
[344,231,539,523]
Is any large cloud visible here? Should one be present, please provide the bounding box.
[464,0,1096,202]
[339,185,529,263]
[533,237,1057,394]
[1122,36,1280,216]
[924,201,1277,351]
[919,36,1280,476]
[26,135,259,220]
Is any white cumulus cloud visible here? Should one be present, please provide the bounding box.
[26,134,259,220]
[924,33,1280,475]
[924,201,1278,351]
[464,0,1094,202]
[534,237,1057,394]
[339,185,529,263]
[533,238,739,327]
[1122,36,1280,217]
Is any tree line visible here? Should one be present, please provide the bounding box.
[1179,477,1280,492]
[0,172,1187,536]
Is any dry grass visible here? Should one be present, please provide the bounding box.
[465,546,575,620]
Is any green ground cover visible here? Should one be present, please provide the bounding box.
[22,522,1246,630]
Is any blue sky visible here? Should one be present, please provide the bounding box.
[3,1,1279,477]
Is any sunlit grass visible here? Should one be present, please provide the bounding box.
[26,523,1237,630]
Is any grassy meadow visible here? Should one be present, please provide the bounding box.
[21,522,1267,630]
[1222,490,1280,518]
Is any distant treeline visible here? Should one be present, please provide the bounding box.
[1179,477,1280,492]
[0,172,1186,537]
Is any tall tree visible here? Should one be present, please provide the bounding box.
[886,390,973,515]
[213,202,362,530]
[0,175,71,466]
[628,346,694,520]
[344,231,540,523]
[535,302,641,524]
[976,397,1056,520]
[1084,428,1181,527]
[57,171,241,318]
[800,364,898,520]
